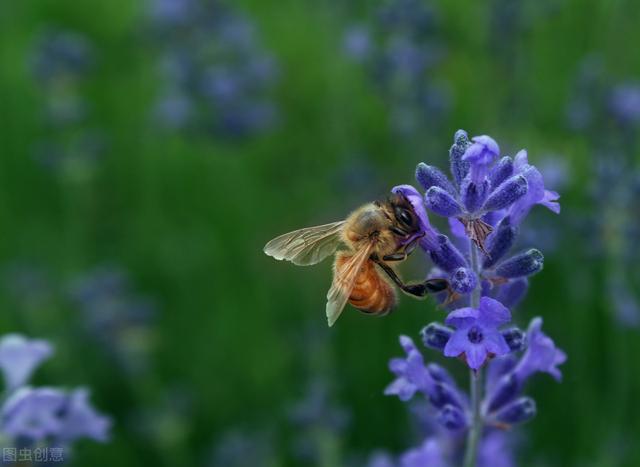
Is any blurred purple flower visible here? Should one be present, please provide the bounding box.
[367,450,396,467]
[609,83,640,125]
[343,26,372,62]
[343,0,449,140]
[1,387,110,443]
[148,0,279,139]
[57,388,111,443]
[399,438,447,467]
[31,30,93,83]
[0,335,53,391]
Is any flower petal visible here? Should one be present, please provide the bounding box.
[443,330,469,357]
[483,330,511,356]
[445,307,478,328]
[478,297,511,326]
[466,344,488,370]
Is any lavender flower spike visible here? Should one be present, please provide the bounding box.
[444,297,511,370]
[0,334,54,390]
[367,130,565,466]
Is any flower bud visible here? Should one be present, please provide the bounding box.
[463,135,500,165]
[449,129,471,186]
[429,235,467,273]
[483,217,517,269]
[495,249,544,278]
[482,175,528,212]
[494,397,536,425]
[501,327,526,352]
[488,156,514,188]
[420,323,453,351]
[425,187,463,217]
[437,404,468,431]
[425,363,456,387]
[496,278,529,308]
[463,135,500,184]
[428,381,465,410]
[416,163,456,196]
[450,267,478,294]
[461,179,489,213]
[485,373,521,413]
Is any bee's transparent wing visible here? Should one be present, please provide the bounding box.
[326,242,374,327]
[263,221,346,266]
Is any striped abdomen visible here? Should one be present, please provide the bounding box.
[336,254,397,315]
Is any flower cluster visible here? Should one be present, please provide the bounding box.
[30,29,105,179]
[0,334,110,460]
[147,0,279,139]
[393,130,559,307]
[374,130,565,466]
[343,0,450,140]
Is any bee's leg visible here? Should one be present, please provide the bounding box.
[382,252,407,262]
[372,258,450,298]
[382,234,423,262]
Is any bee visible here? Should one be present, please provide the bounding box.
[264,192,450,326]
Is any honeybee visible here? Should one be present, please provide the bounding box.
[264,192,449,326]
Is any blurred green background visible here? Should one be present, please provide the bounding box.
[0,0,639,465]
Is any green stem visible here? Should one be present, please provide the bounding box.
[463,240,483,467]
[463,370,482,467]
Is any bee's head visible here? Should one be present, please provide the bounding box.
[387,192,420,235]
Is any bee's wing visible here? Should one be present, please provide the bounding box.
[263,221,346,266]
[326,242,374,327]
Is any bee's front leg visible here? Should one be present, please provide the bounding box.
[382,233,423,262]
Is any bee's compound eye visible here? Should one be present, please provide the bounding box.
[396,208,413,227]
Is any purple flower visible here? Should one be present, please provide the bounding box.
[444,297,511,370]
[0,334,53,390]
[57,388,111,442]
[463,135,500,183]
[410,130,560,257]
[399,438,447,467]
[2,387,67,440]
[1,386,110,443]
[513,318,566,382]
[507,150,561,225]
[384,336,432,401]
[463,136,500,166]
